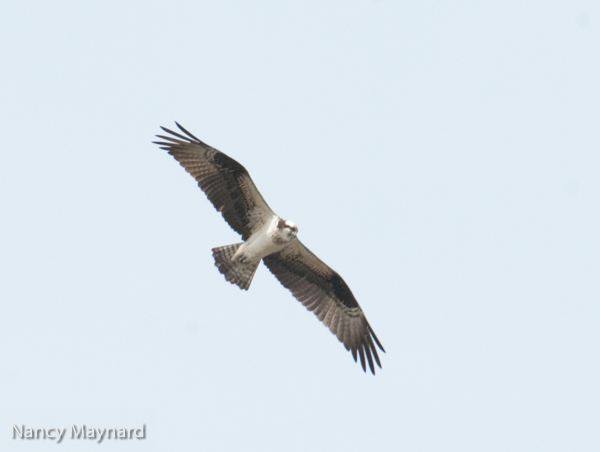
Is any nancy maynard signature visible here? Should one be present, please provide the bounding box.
[13,424,146,443]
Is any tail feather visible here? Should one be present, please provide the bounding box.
[212,243,259,290]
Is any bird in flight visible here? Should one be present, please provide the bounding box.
[153,123,385,374]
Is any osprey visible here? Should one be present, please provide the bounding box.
[153,123,385,374]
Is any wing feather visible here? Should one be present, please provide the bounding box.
[153,123,274,239]
[263,240,385,374]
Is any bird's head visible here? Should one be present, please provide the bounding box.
[279,219,298,241]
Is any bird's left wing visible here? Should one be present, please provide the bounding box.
[263,240,385,374]
[154,123,274,240]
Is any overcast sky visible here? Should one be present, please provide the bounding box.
[1,1,599,451]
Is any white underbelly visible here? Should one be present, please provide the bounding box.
[240,236,281,261]
[233,218,284,262]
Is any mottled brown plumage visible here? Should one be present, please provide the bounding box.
[154,124,273,240]
[263,242,384,373]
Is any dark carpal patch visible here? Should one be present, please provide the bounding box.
[212,151,249,178]
[328,272,359,309]
[279,256,358,309]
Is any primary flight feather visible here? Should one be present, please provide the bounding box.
[153,123,385,374]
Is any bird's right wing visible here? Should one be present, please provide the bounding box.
[153,123,275,240]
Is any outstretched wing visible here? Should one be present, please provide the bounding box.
[153,123,274,240]
[263,240,385,374]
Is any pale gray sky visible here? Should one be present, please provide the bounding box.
[1,1,599,451]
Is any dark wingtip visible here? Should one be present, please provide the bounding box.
[152,140,173,151]
[364,344,375,374]
[175,122,203,144]
[358,347,366,372]
[159,125,175,135]
[156,123,201,144]
[367,335,382,370]
[350,338,382,374]
[368,324,386,353]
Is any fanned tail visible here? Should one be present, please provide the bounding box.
[212,243,259,290]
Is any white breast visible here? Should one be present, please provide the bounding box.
[233,216,285,263]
